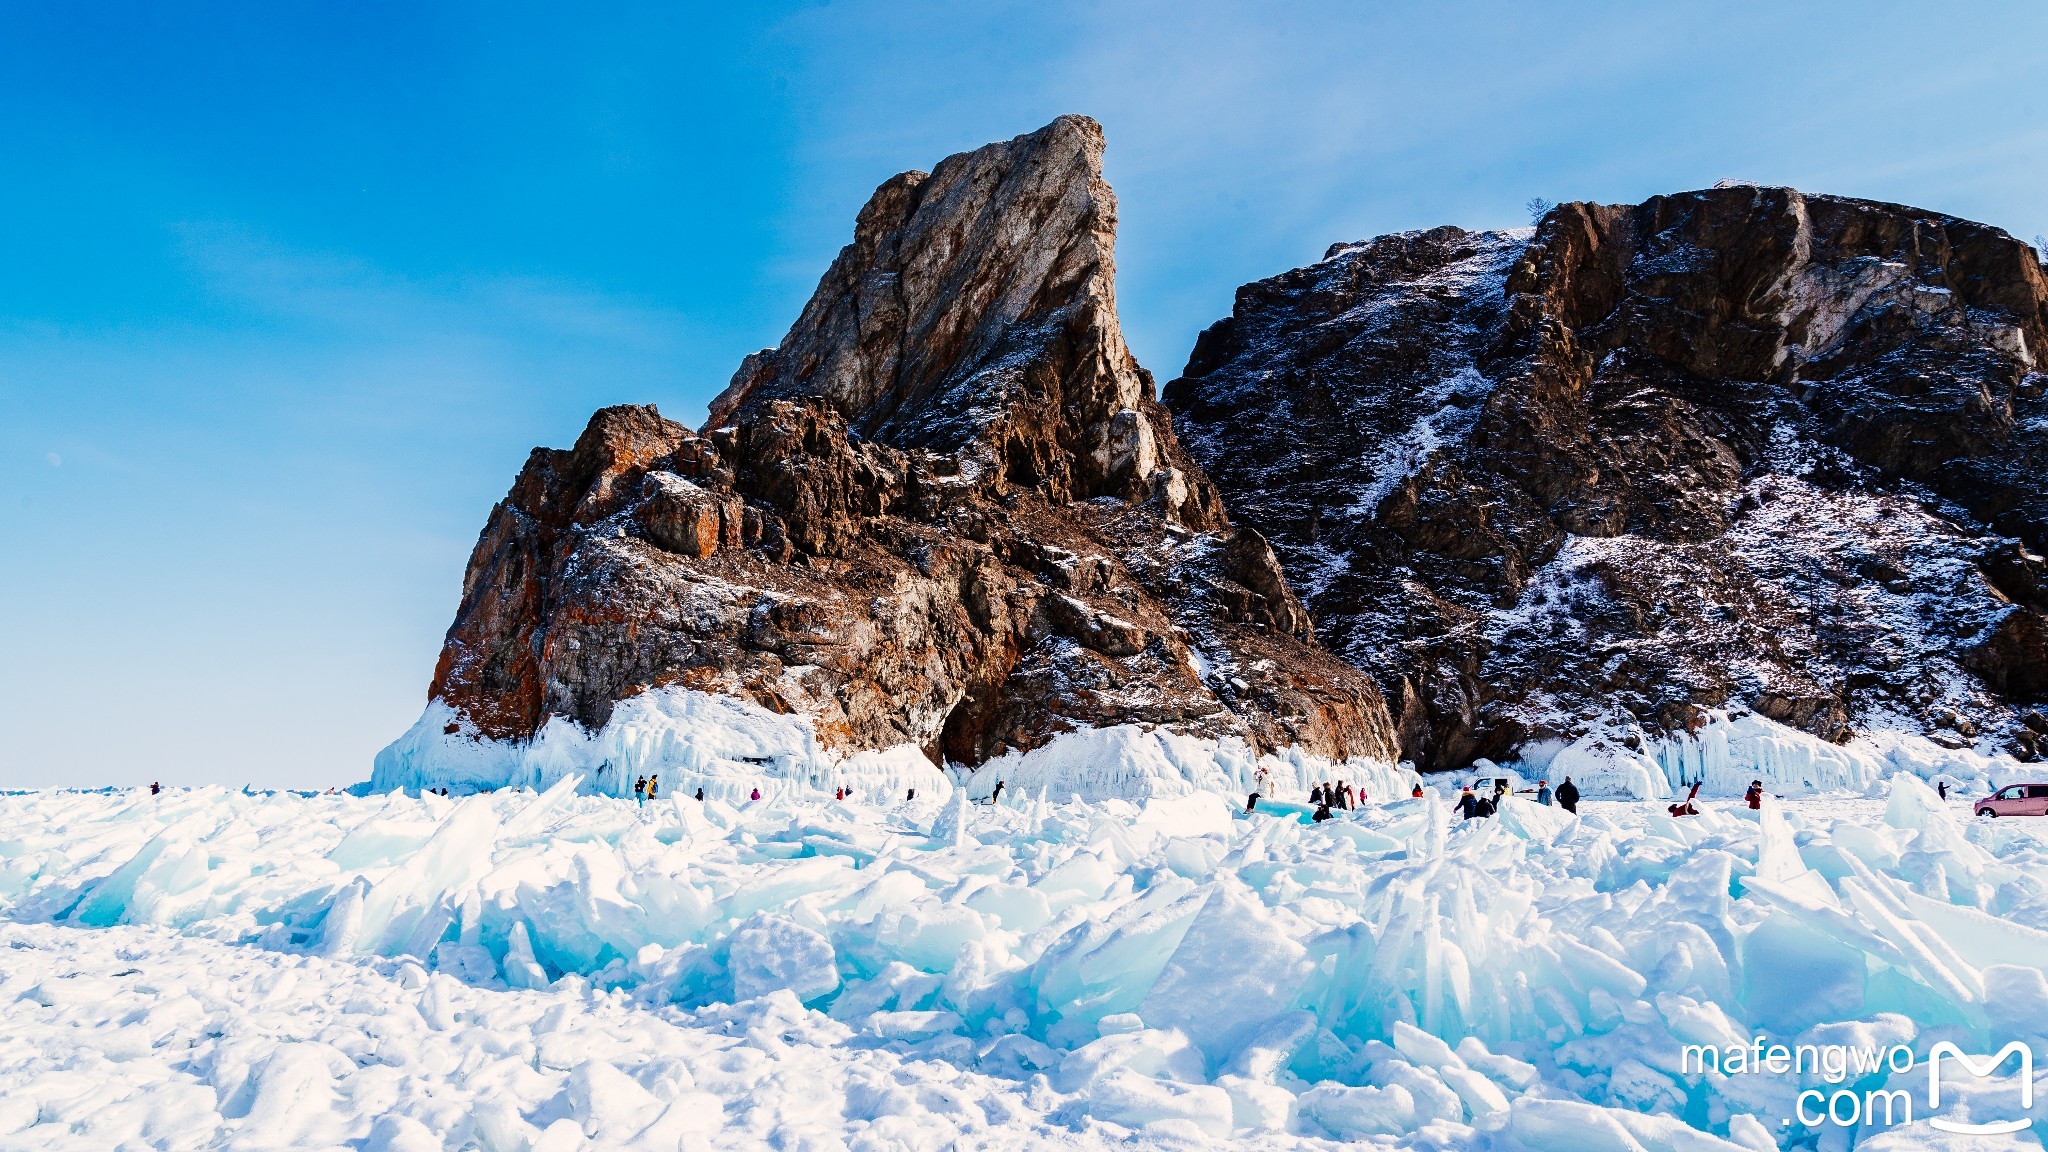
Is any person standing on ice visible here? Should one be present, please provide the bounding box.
[1744,780,1763,810]
[1938,780,1949,801]
[1309,783,1325,805]
[1411,782,1424,799]
[150,781,160,796]
[634,776,646,803]
[1536,780,1552,805]
[1555,777,1579,814]
[647,775,659,800]
[750,787,762,802]
[695,787,705,801]
[991,780,1006,805]
[1457,786,1482,820]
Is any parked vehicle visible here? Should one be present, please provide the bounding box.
[1976,783,2048,818]
[1470,771,1534,795]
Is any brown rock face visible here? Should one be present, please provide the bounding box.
[706,116,1222,528]
[1167,188,2048,766]
[426,117,1397,769]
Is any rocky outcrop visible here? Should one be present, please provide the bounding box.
[1168,187,2048,766]
[424,117,1398,772]
[705,116,1221,527]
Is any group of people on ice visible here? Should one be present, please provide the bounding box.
[634,770,1784,818]
[1244,776,1395,820]
[1305,779,1373,822]
[1455,776,1579,819]
[1238,772,1592,824]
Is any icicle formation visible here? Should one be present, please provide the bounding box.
[1522,709,2011,800]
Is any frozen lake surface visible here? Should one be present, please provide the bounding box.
[3,781,2046,1149]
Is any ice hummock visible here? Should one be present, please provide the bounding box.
[957,722,1419,805]
[374,680,2001,813]
[7,772,2048,1148]
[1516,709,2006,800]
[373,687,953,802]
[373,685,1421,806]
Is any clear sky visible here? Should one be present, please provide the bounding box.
[4,1,2045,789]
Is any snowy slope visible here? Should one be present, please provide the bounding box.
[6,780,2048,1147]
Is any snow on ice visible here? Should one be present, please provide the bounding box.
[373,686,1424,805]
[375,684,2007,810]
[372,691,955,805]
[7,748,2048,1149]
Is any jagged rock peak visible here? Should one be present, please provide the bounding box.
[1169,185,2048,768]
[708,115,1221,527]
[399,118,1398,783]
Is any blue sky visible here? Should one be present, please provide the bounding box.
[4,1,2045,789]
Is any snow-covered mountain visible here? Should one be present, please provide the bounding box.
[1167,189,2048,771]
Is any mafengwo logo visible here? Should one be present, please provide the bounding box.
[1683,1038,2040,1133]
[1927,1042,2033,1136]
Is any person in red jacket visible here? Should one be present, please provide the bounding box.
[1745,780,1763,810]
[1668,781,1701,817]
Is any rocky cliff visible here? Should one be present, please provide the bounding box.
[421,116,1398,778]
[1167,187,2048,768]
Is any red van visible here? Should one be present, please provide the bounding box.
[1976,783,2048,817]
